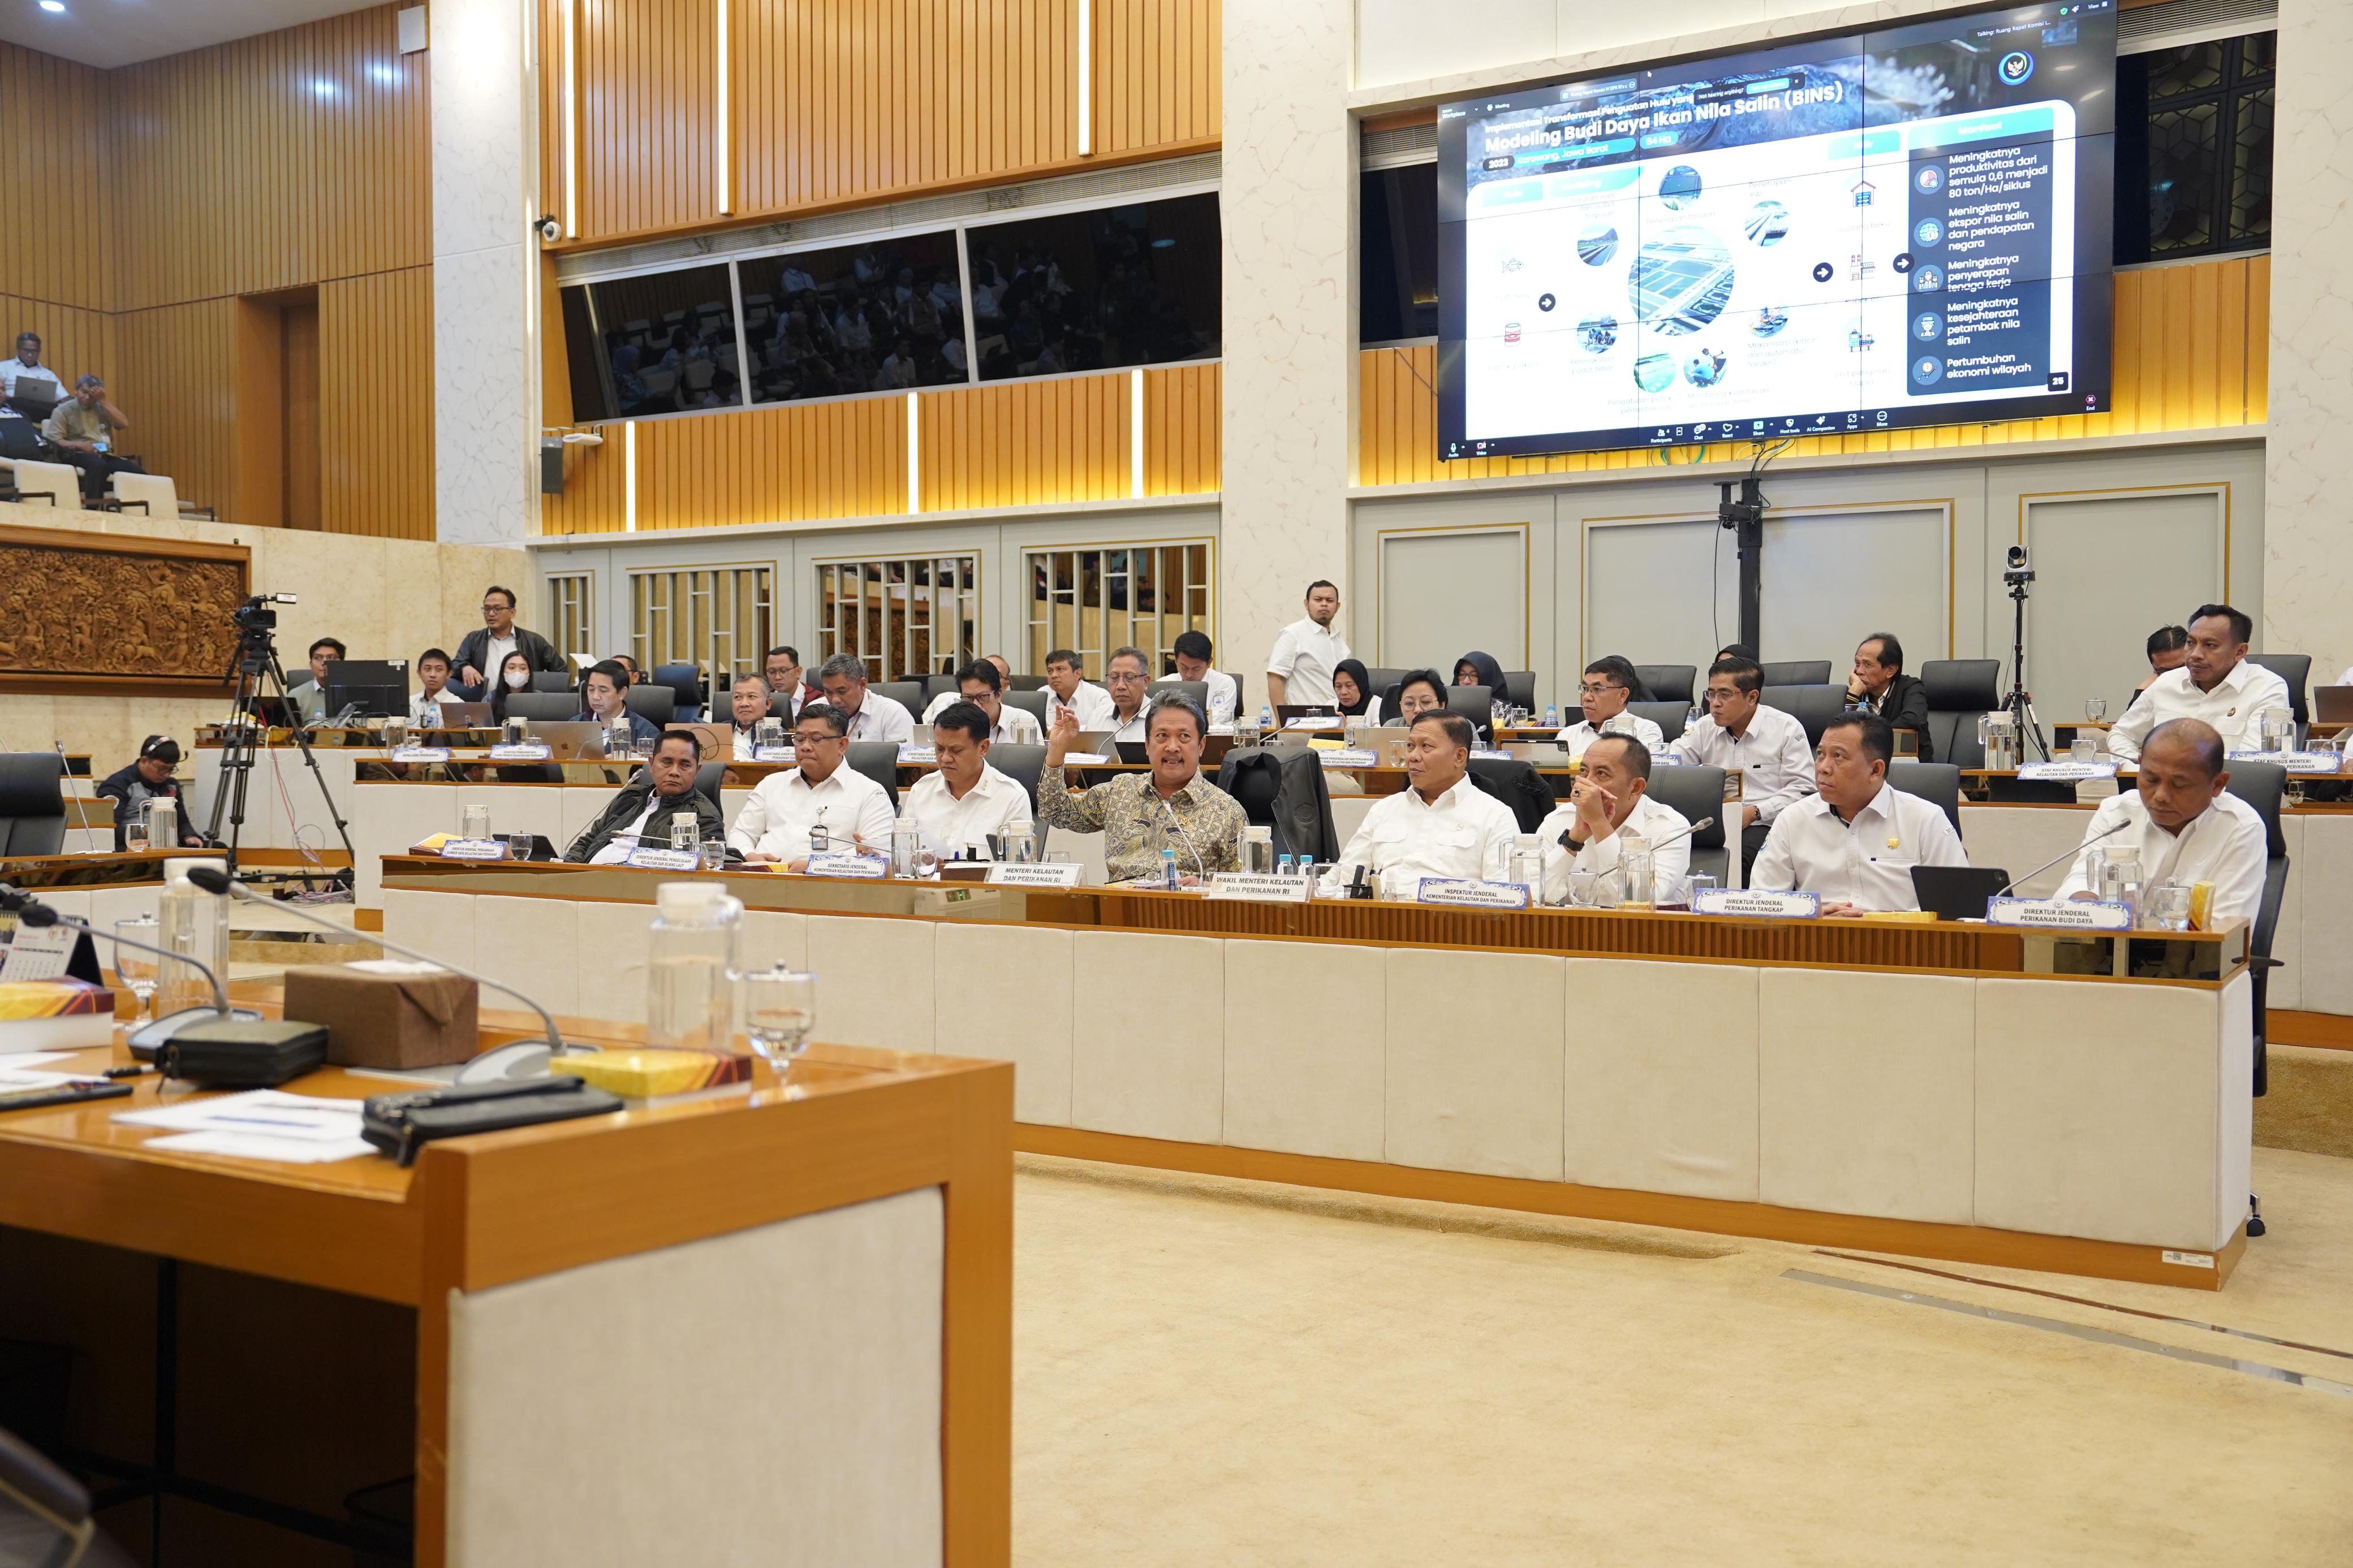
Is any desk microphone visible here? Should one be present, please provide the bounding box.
[1994,818,2130,900]
[1158,795,1206,883]
[183,866,580,1083]
[53,742,100,849]
[0,884,266,1053]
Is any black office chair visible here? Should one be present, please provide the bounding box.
[1361,667,1411,704]
[693,761,726,814]
[650,662,703,720]
[1217,748,1338,860]
[1884,762,1963,840]
[845,741,901,805]
[990,744,1046,811]
[1466,757,1553,832]
[921,672,962,706]
[1002,688,1049,727]
[501,692,582,723]
[1007,673,1050,692]
[1373,682,1403,724]
[1500,670,1537,711]
[0,1421,137,1567]
[0,757,65,857]
[1631,663,1696,708]
[531,671,575,693]
[1639,764,1729,885]
[1445,684,1493,740]
[622,685,676,727]
[868,680,925,720]
[1154,680,1209,720]
[1920,659,2001,770]
[2243,653,2311,739]
[1626,701,1690,744]
[1759,684,1846,748]
[766,691,799,720]
[2224,758,2289,1235]
[1760,659,1831,686]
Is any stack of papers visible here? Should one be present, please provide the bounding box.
[114,1089,375,1164]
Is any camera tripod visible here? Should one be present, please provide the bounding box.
[2001,567,2052,764]
[204,624,357,886]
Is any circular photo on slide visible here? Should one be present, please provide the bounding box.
[1628,226,1735,336]
[1751,305,1790,338]
[1578,316,1618,353]
[1912,264,1944,293]
[1633,353,1677,394]
[1912,309,1943,342]
[1744,201,1790,245]
[1659,166,1704,209]
[1578,224,1619,266]
[1683,348,1728,388]
[1912,216,1943,248]
[1914,164,1944,195]
[1912,355,1944,386]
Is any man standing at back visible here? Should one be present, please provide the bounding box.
[454,586,568,697]
[2106,604,2290,761]
[1266,580,1348,708]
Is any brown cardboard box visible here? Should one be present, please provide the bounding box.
[282,962,479,1069]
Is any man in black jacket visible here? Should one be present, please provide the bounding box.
[563,731,724,863]
[94,736,206,850]
[451,585,570,697]
[1846,632,1932,763]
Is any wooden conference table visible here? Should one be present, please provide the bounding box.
[0,999,1012,1567]
[383,856,2255,1292]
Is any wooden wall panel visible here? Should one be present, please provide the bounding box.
[321,267,436,540]
[1143,361,1219,495]
[113,300,238,516]
[918,375,1126,512]
[1357,260,2272,486]
[0,42,113,314]
[1093,0,1218,158]
[637,397,906,528]
[105,3,429,313]
[577,0,723,241]
[540,429,631,536]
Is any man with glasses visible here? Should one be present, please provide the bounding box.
[729,703,895,870]
[1556,655,1664,758]
[1102,646,1156,743]
[921,658,1043,743]
[1670,654,1814,875]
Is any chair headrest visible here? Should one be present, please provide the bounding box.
[0,754,64,815]
[1921,659,2001,710]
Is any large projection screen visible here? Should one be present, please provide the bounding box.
[1437,2,2116,460]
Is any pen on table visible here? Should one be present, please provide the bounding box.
[104,1064,153,1079]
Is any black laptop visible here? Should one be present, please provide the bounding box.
[1911,865,2011,921]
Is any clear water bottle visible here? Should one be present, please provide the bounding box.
[891,802,923,878]
[1619,833,1655,910]
[155,857,230,1020]
[1161,847,1180,889]
[1275,853,1294,879]
[1242,825,1273,874]
[646,882,743,1053]
[1544,705,1558,729]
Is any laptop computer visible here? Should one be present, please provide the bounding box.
[666,721,732,762]
[1275,704,1341,726]
[423,702,493,728]
[2312,684,2353,725]
[528,720,613,761]
[6,374,58,420]
[1911,865,2011,921]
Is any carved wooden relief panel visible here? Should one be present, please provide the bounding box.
[0,525,249,693]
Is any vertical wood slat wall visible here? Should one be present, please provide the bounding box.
[636,396,906,529]
[321,268,436,537]
[1,42,112,316]
[113,301,238,516]
[1357,258,2273,486]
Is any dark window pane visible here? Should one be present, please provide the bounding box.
[2147,103,2218,254]
[1360,163,1439,343]
[558,284,616,422]
[2230,87,2274,240]
[2144,41,2223,98]
[580,264,742,419]
[2111,51,2151,264]
[739,232,968,404]
[966,193,1220,381]
[2238,30,2275,77]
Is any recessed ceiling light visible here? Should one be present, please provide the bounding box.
[38,2,67,14]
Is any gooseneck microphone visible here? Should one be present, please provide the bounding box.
[54,742,101,849]
[1994,817,2131,900]
[0,883,268,1055]
[184,866,578,1082]
[1158,793,1207,883]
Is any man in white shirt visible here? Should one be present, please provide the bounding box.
[1156,629,1239,728]
[1557,655,1666,758]
[816,653,916,745]
[2055,719,2268,927]
[2106,604,2291,761]
[410,648,466,723]
[921,659,1044,743]
[1102,646,1154,743]
[903,702,1035,861]
[729,703,897,869]
[1671,655,1815,875]
[0,332,61,401]
[1042,647,1115,732]
[727,675,772,760]
[1539,734,1690,904]
[1265,580,1348,708]
[1322,711,1519,898]
[1751,713,1968,915]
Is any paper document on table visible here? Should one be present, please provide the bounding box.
[141,1130,376,1164]
[115,1088,364,1142]
[0,1068,80,1091]
[0,1052,72,1069]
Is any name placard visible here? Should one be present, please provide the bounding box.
[1986,896,2132,930]
[389,746,451,762]
[1061,752,1113,765]
[1692,888,1820,919]
[439,838,508,861]
[985,862,1085,888]
[1206,872,1314,903]
[1283,715,1340,729]
[488,743,551,761]
[897,745,938,765]
[1415,878,1532,910]
[2229,749,2345,774]
[805,853,887,879]
[752,746,795,763]
[1471,748,1511,759]
[624,847,702,870]
[1317,748,1378,768]
[2017,761,2119,782]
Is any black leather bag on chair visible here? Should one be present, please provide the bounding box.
[1216,748,1338,862]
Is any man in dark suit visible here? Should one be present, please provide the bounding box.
[1846,632,1931,762]
[450,585,570,698]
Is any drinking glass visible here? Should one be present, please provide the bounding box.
[1684,872,1718,906]
[503,717,529,747]
[2084,695,2108,725]
[2146,882,2192,932]
[123,815,149,854]
[1566,868,1599,908]
[114,917,159,1022]
[670,816,700,854]
[2069,735,2099,764]
[699,840,726,872]
[460,804,492,841]
[1008,834,1037,865]
[506,832,533,862]
[382,717,408,752]
[740,967,816,1078]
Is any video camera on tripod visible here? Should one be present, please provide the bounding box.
[2003,545,2036,589]
[206,590,356,884]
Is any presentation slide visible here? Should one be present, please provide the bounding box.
[1436,2,2115,459]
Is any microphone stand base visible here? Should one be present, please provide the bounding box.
[454,1038,585,1084]
[128,1005,270,1061]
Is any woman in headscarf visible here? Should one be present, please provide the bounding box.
[1331,658,1373,720]
[1453,650,1507,698]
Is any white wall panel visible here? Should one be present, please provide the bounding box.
[2022,489,2225,725]
[1378,525,1529,672]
